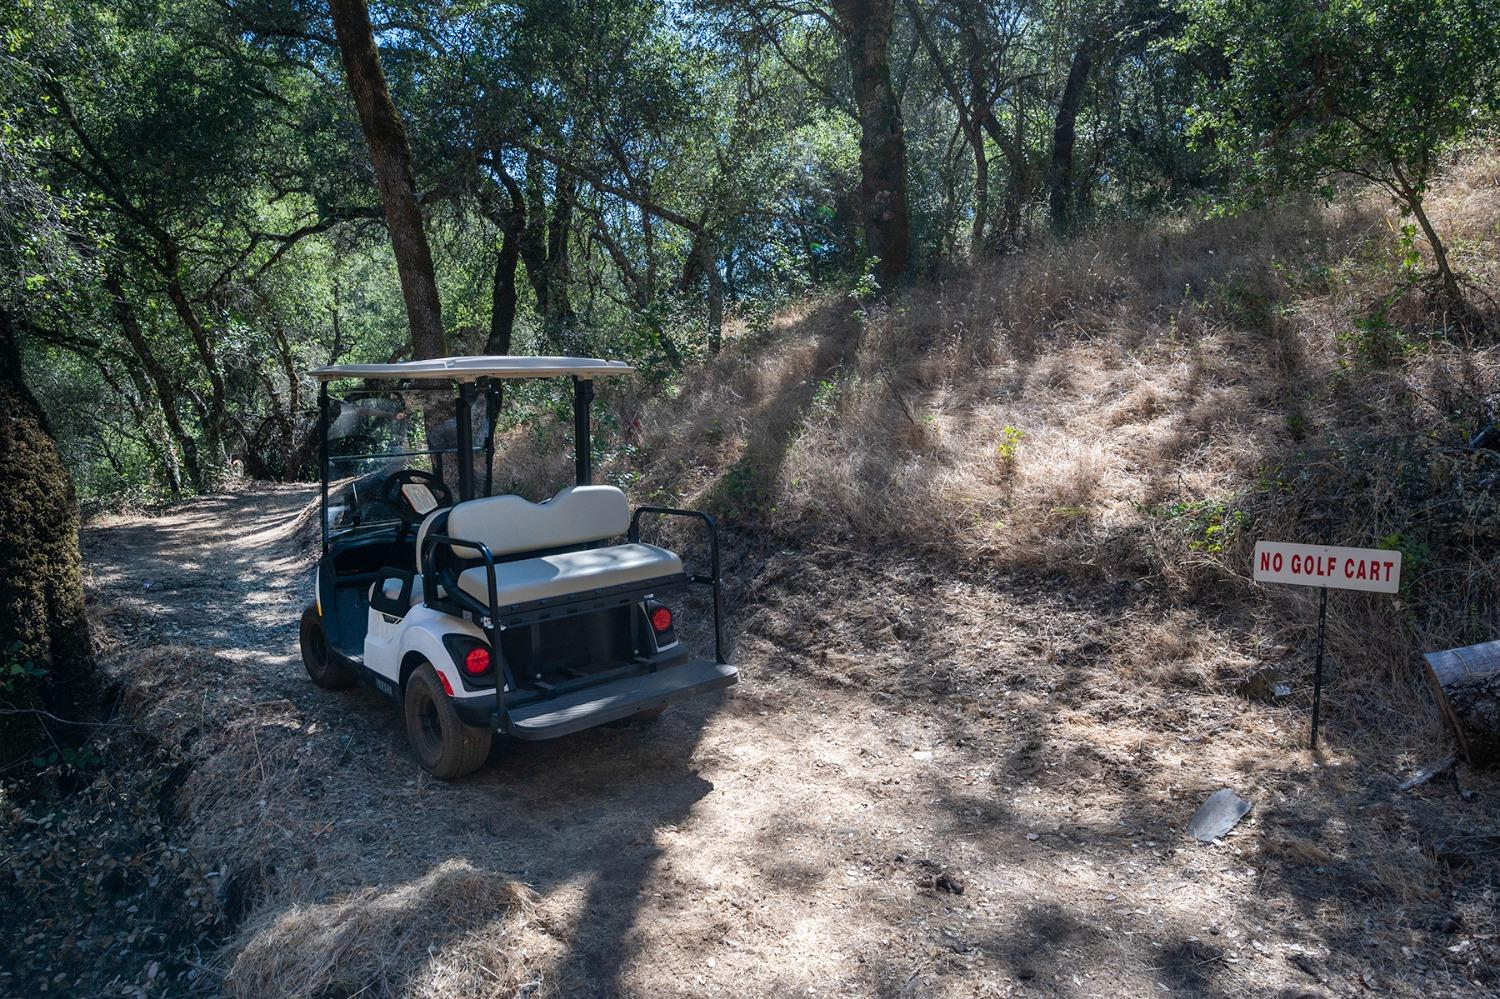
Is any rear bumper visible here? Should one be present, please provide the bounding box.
[451,658,737,735]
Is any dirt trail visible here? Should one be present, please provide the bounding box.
[81,487,1487,998]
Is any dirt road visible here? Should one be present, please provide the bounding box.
[80,486,1494,997]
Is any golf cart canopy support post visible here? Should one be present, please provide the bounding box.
[455,380,474,502]
[319,382,330,551]
[573,377,593,486]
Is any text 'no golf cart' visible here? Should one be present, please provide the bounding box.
[299,356,737,779]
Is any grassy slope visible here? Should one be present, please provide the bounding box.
[603,151,1500,722]
[558,152,1500,987]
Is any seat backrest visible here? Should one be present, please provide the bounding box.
[442,485,630,559]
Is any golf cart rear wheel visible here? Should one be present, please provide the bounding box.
[300,605,355,690]
[404,664,491,779]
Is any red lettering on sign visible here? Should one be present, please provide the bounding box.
[1273,553,1283,572]
[1383,560,1395,581]
[1343,558,1354,579]
[1260,551,1272,572]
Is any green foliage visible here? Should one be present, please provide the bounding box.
[995,424,1024,464]
[7,0,1493,503]
[715,456,772,518]
[1178,0,1500,292]
[1181,0,1500,192]
[1333,290,1439,368]
[811,377,843,416]
[1377,531,1432,575]
[847,259,882,305]
[1150,499,1249,554]
[0,640,47,699]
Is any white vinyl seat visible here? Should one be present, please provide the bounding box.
[456,543,682,606]
[428,485,684,607]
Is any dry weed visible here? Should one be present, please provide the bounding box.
[225,860,548,998]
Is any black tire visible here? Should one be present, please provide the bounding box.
[403,663,492,779]
[300,604,355,690]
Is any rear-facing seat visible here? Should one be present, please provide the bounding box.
[419,485,682,608]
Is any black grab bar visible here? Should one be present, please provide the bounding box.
[629,506,726,665]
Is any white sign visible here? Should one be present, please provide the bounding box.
[1253,541,1401,593]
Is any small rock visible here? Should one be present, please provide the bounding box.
[1188,789,1252,843]
[912,750,933,761]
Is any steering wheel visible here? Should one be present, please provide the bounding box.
[380,468,453,528]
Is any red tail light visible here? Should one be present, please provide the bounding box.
[650,606,673,633]
[462,646,492,676]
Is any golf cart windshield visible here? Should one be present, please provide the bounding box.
[312,356,635,550]
[323,386,492,537]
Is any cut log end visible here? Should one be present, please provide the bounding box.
[1425,641,1500,769]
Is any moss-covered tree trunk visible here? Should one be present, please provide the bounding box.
[0,310,99,757]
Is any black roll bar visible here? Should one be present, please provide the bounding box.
[629,507,726,665]
[421,532,506,724]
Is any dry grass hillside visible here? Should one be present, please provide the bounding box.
[502,150,1500,734]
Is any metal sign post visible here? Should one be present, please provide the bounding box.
[1252,541,1402,749]
[1310,585,1327,748]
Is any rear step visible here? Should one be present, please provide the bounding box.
[505,659,737,740]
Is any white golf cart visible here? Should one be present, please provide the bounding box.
[298,356,736,778]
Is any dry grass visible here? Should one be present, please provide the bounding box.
[542,151,1500,707]
[225,860,547,999]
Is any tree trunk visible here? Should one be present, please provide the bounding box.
[163,271,229,473]
[519,152,551,308]
[487,238,520,357]
[0,309,99,758]
[832,0,911,289]
[1050,39,1096,234]
[970,128,988,256]
[328,0,445,361]
[105,270,205,491]
[1395,172,1463,304]
[544,172,579,348]
[516,154,579,348]
[114,360,183,497]
[704,239,724,354]
[1425,641,1500,767]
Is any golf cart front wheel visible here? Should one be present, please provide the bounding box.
[300,604,355,690]
[404,663,492,779]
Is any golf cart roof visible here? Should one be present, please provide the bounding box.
[309,355,634,383]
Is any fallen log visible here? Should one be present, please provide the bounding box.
[1424,640,1500,768]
